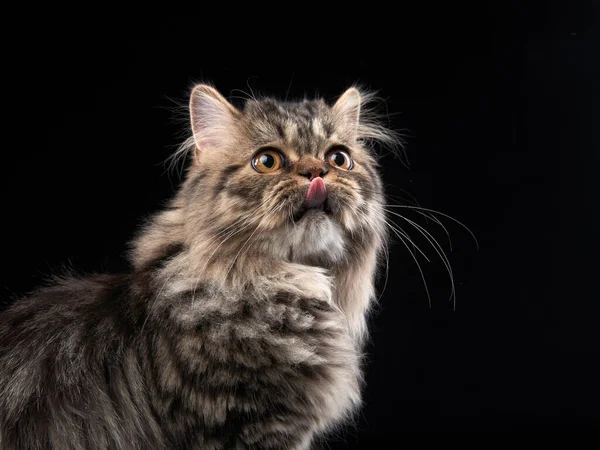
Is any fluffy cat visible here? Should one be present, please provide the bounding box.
[0,84,398,449]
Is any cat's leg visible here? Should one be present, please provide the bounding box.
[254,262,334,304]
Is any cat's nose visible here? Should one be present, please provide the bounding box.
[299,169,326,181]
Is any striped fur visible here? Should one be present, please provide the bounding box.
[0,85,396,449]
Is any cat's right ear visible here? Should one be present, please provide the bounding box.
[189,84,239,161]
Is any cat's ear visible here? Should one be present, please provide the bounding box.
[332,87,362,134]
[189,84,239,158]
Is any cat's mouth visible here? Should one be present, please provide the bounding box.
[292,199,333,222]
[293,177,332,222]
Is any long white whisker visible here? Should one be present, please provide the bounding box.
[395,231,432,307]
[222,202,285,283]
[211,215,254,239]
[377,243,391,302]
[393,207,453,251]
[203,215,263,267]
[383,217,430,262]
[385,209,456,308]
[385,204,479,250]
[341,200,390,300]
[385,190,423,209]
[185,203,280,310]
[189,208,274,303]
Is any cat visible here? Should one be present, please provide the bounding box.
[0,84,399,449]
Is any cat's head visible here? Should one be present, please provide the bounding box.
[178,84,396,268]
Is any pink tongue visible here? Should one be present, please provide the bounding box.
[304,177,328,208]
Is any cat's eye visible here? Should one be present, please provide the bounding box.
[327,148,354,170]
[252,148,284,173]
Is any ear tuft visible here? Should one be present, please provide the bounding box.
[189,84,239,157]
[332,87,362,130]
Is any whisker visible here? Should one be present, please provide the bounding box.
[186,205,278,307]
[404,208,453,251]
[382,217,430,262]
[211,215,254,239]
[222,202,285,283]
[384,204,479,250]
[395,230,432,307]
[377,243,391,302]
[385,208,456,308]
[385,190,422,209]
[337,199,403,303]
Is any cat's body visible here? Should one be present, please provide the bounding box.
[0,258,358,449]
[0,85,395,449]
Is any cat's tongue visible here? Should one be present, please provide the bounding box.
[304,177,328,208]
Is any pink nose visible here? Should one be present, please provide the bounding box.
[304,177,328,208]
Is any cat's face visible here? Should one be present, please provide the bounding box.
[182,86,385,266]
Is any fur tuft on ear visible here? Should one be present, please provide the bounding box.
[333,86,408,166]
[332,87,362,131]
[166,84,239,174]
[189,84,239,159]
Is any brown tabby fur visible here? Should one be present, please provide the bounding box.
[0,84,397,449]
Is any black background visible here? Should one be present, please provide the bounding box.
[3,3,599,443]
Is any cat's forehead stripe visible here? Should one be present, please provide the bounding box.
[247,99,336,156]
[311,118,325,138]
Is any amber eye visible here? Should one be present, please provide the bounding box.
[251,148,283,173]
[327,148,354,170]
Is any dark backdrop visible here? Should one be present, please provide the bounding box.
[3,3,599,443]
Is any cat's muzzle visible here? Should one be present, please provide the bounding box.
[293,177,332,221]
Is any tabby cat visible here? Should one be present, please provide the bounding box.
[0,84,398,449]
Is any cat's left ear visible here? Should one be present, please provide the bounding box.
[332,87,362,135]
[189,84,239,160]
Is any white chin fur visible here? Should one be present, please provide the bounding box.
[263,211,346,265]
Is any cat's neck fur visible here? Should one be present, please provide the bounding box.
[129,181,382,345]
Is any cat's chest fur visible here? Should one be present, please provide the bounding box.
[147,268,361,449]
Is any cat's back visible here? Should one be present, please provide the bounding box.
[0,273,159,449]
[0,274,130,404]
[0,273,133,351]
